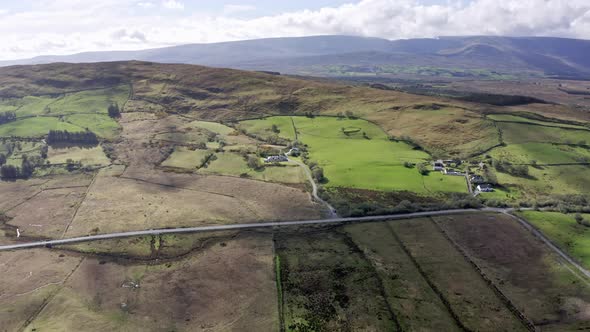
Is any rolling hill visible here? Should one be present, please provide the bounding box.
[2,35,590,79]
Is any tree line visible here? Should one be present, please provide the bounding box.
[47,130,98,145]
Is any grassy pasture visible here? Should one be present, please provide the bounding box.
[489,114,588,129]
[189,120,235,135]
[0,85,127,138]
[239,116,466,193]
[198,152,306,183]
[494,165,590,198]
[0,117,83,137]
[46,85,129,115]
[490,143,590,164]
[162,149,306,184]
[48,145,110,166]
[499,122,590,145]
[239,116,297,140]
[518,211,590,269]
[63,114,120,139]
[160,147,210,169]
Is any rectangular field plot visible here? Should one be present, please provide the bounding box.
[498,122,590,145]
[434,213,590,331]
[390,218,527,331]
[275,231,398,331]
[344,222,461,331]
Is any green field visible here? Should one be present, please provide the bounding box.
[518,211,590,269]
[490,143,590,164]
[161,149,306,183]
[189,120,235,136]
[239,116,297,140]
[41,85,129,116]
[198,152,305,183]
[239,116,466,193]
[493,164,590,198]
[0,85,128,138]
[63,114,120,139]
[499,122,590,145]
[160,147,211,169]
[0,117,83,137]
[489,114,588,130]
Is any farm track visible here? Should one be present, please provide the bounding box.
[287,158,338,218]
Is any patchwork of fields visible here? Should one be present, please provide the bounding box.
[0,85,128,139]
[239,116,468,193]
[3,213,589,331]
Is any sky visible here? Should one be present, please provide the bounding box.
[0,0,589,60]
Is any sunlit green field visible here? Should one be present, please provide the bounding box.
[498,122,590,145]
[490,143,590,164]
[0,117,83,137]
[518,211,590,269]
[0,85,128,138]
[240,116,467,193]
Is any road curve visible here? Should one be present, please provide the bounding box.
[0,208,506,251]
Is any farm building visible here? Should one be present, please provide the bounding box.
[477,184,494,192]
[433,160,445,171]
[264,155,288,163]
[470,175,485,183]
[443,169,464,176]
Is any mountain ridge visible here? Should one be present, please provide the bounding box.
[2,35,590,78]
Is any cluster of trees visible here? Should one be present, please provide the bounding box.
[308,161,326,183]
[47,130,98,145]
[493,160,530,178]
[107,103,121,118]
[0,155,39,179]
[575,213,590,227]
[0,111,16,125]
[416,163,429,175]
[246,155,263,171]
[199,152,217,169]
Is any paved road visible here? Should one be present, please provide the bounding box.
[0,208,505,251]
[3,207,589,283]
[287,158,338,218]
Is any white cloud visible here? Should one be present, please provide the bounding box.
[137,1,155,8]
[161,0,184,10]
[223,4,256,15]
[0,0,589,61]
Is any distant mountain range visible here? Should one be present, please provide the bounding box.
[3,35,590,79]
